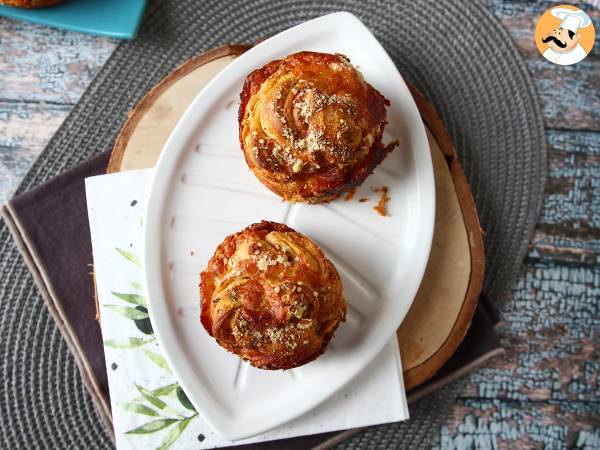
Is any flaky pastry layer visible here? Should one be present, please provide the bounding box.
[239,51,396,203]
[200,221,346,369]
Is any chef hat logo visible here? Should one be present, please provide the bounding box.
[534,4,595,66]
[551,7,592,33]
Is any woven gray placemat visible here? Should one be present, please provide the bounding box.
[0,0,546,448]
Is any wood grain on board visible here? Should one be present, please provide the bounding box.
[1,0,599,445]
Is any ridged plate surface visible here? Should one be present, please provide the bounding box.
[143,12,434,440]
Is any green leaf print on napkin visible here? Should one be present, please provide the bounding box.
[111,291,146,306]
[130,281,144,291]
[104,304,149,320]
[117,402,160,417]
[120,382,198,447]
[143,349,173,374]
[157,416,196,450]
[126,418,179,434]
[105,249,198,448]
[152,383,179,397]
[136,384,170,410]
[116,247,141,267]
[104,337,154,349]
[176,387,195,411]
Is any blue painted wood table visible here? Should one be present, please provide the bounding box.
[0,1,598,447]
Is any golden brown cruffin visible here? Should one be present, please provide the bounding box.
[0,0,63,7]
[239,51,397,203]
[200,221,346,370]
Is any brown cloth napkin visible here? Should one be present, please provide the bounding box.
[1,151,502,449]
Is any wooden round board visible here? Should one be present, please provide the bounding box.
[109,45,484,390]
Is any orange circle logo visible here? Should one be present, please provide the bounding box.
[535,5,595,66]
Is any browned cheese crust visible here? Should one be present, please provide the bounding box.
[200,221,346,369]
[239,52,396,203]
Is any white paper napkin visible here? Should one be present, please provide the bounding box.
[86,169,408,450]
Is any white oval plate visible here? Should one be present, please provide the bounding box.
[144,12,434,441]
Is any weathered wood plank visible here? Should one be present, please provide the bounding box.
[487,0,600,58]
[461,261,599,401]
[438,399,600,449]
[439,258,600,447]
[0,17,116,104]
[529,130,600,264]
[0,101,69,203]
[487,0,600,131]
[0,17,114,204]
[528,59,600,131]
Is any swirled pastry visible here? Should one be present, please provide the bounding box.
[200,221,346,370]
[239,51,396,203]
[0,0,63,7]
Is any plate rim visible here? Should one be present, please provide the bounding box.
[143,11,434,441]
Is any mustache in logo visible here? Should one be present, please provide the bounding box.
[542,35,567,48]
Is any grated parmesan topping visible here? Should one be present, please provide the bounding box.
[248,72,379,178]
[297,321,312,330]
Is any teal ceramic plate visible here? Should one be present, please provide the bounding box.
[0,0,147,39]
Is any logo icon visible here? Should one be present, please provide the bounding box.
[535,5,595,66]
